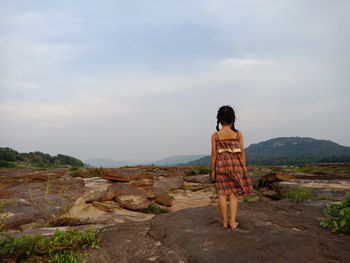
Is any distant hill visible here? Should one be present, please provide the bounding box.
[85,154,206,168]
[85,158,138,168]
[149,154,206,166]
[181,137,350,166]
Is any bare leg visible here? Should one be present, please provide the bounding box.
[229,192,238,229]
[218,195,228,227]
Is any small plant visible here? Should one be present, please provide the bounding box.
[141,202,170,214]
[185,169,197,176]
[48,216,93,227]
[297,165,313,173]
[320,192,350,234]
[286,188,314,203]
[0,227,100,262]
[242,196,253,202]
[185,167,211,176]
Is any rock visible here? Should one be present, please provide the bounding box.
[83,177,114,193]
[63,193,154,225]
[92,201,117,213]
[261,189,279,200]
[0,169,65,189]
[153,187,173,207]
[102,168,142,182]
[83,201,350,263]
[154,176,183,191]
[184,175,210,184]
[0,177,86,220]
[129,173,154,187]
[85,191,116,203]
[2,199,46,230]
[84,183,151,210]
[108,183,150,210]
[116,195,150,210]
[138,186,156,199]
[272,179,350,201]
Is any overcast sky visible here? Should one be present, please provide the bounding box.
[1,0,349,163]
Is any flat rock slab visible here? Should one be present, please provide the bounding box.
[272,179,350,201]
[83,200,350,263]
[184,175,210,184]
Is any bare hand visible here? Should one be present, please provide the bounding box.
[211,171,216,183]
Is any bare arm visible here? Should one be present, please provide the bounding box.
[238,131,247,166]
[211,133,217,179]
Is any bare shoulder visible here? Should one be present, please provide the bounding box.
[237,130,244,138]
[211,132,218,140]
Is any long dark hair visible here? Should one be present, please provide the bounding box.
[216,105,238,132]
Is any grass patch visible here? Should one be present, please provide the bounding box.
[48,217,93,227]
[286,188,314,203]
[0,228,100,262]
[296,165,313,173]
[320,192,350,234]
[139,202,170,214]
[242,196,254,202]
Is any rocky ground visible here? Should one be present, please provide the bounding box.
[82,201,350,263]
[0,164,350,262]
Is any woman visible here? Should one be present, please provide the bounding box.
[211,105,254,230]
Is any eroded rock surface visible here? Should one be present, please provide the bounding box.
[272,179,350,201]
[83,200,350,263]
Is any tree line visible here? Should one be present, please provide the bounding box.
[0,147,84,168]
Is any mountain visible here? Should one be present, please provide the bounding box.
[181,137,350,166]
[149,154,206,166]
[85,158,138,168]
[245,137,350,165]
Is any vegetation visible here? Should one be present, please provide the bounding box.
[140,202,170,214]
[70,167,105,178]
[0,228,100,262]
[185,167,211,176]
[0,147,84,168]
[48,217,93,227]
[320,192,350,234]
[286,188,321,203]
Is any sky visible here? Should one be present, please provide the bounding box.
[0,0,349,163]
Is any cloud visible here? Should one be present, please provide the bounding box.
[0,0,349,162]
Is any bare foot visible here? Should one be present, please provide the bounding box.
[223,220,228,228]
[229,220,238,230]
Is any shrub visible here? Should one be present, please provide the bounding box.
[48,217,92,227]
[320,192,350,234]
[0,228,100,262]
[141,203,170,214]
[286,188,314,203]
[185,167,211,176]
[0,160,16,167]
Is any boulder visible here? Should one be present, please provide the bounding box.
[108,183,150,210]
[102,168,142,182]
[153,187,173,207]
[129,173,154,187]
[83,201,350,263]
[154,176,183,191]
[2,199,46,230]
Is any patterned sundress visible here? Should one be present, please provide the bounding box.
[215,131,254,196]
